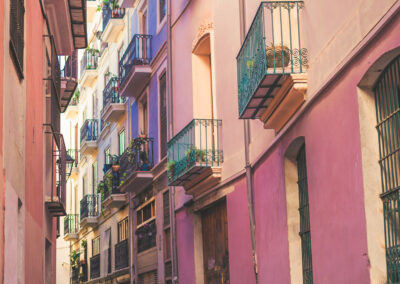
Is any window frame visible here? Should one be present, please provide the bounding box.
[158,69,167,159]
[92,236,100,256]
[136,197,156,229]
[119,129,125,156]
[117,218,129,243]
[156,0,167,34]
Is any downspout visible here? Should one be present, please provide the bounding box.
[167,0,179,283]
[239,0,258,282]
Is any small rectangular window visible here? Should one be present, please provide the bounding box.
[10,0,25,78]
[159,0,166,23]
[119,130,125,155]
[118,218,128,242]
[159,73,167,158]
[92,162,97,192]
[92,236,100,256]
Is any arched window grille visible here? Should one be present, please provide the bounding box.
[374,55,400,283]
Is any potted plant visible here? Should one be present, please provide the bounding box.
[265,43,290,68]
[167,160,175,181]
[111,154,120,172]
[195,148,207,163]
[96,181,106,201]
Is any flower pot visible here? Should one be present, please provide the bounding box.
[112,164,120,172]
[139,134,147,138]
[266,45,290,68]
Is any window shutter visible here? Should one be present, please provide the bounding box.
[10,0,25,78]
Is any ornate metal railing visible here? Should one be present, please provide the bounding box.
[64,214,79,235]
[90,254,100,279]
[80,194,100,220]
[115,239,129,270]
[61,50,78,80]
[71,266,79,282]
[80,119,99,143]
[119,34,152,87]
[80,49,99,76]
[236,1,307,117]
[167,119,223,184]
[102,5,125,31]
[102,174,122,201]
[119,137,154,183]
[102,77,125,115]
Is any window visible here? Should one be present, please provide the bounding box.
[10,0,25,78]
[82,176,87,196]
[137,198,155,227]
[136,197,156,252]
[118,218,129,242]
[163,190,171,279]
[105,147,110,164]
[159,73,167,158]
[296,145,313,284]
[105,229,111,274]
[119,130,125,155]
[138,271,158,284]
[139,95,148,135]
[159,0,166,24]
[374,55,400,283]
[92,236,100,256]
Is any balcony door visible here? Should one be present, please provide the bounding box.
[139,1,148,60]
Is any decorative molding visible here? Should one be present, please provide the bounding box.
[192,21,214,51]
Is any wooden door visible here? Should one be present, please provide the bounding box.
[202,200,229,284]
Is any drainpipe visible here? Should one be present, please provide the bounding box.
[239,0,258,282]
[167,0,179,283]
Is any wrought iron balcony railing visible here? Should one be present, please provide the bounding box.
[115,239,129,270]
[102,5,125,31]
[61,50,78,80]
[67,149,79,167]
[119,34,152,87]
[64,214,79,235]
[167,119,223,185]
[80,194,100,221]
[90,254,100,279]
[237,1,307,119]
[80,49,99,76]
[80,119,99,143]
[119,137,154,180]
[102,77,125,113]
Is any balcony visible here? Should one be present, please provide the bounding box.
[71,266,79,283]
[100,174,127,210]
[60,50,78,112]
[80,119,99,155]
[80,49,99,87]
[44,0,87,54]
[237,1,307,132]
[67,149,80,179]
[167,119,223,196]
[80,194,100,227]
[65,91,79,119]
[115,239,129,271]
[101,77,126,123]
[119,137,154,194]
[119,34,152,98]
[90,254,100,279]
[102,5,126,43]
[64,214,79,241]
[45,133,67,216]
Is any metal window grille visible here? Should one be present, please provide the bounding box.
[297,145,313,284]
[10,0,24,78]
[374,55,400,283]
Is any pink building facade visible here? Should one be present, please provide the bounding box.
[167,0,400,283]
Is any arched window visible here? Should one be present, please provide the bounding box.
[284,139,313,284]
[374,55,400,283]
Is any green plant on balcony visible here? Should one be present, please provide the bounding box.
[167,161,175,180]
[266,43,290,68]
[81,239,87,248]
[71,250,79,268]
[96,181,107,201]
[126,137,148,164]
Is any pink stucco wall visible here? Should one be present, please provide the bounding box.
[251,8,400,284]
[176,208,196,283]
[227,178,257,284]
[25,0,47,283]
